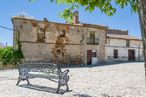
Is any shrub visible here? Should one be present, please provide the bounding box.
[0,46,24,66]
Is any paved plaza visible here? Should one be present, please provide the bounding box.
[0,62,146,97]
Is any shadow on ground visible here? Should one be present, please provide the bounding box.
[19,84,71,94]
[62,61,144,69]
[73,93,92,97]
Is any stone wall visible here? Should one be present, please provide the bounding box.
[12,17,106,65]
[84,27,106,63]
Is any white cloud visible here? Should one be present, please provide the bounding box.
[14,12,35,19]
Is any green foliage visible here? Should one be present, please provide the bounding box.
[59,3,78,23]
[29,0,138,23]
[0,47,13,65]
[0,46,24,66]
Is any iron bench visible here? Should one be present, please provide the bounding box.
[16,63,70,93]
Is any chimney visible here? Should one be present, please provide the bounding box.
[73,10,79,24]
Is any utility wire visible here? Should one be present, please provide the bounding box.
[0,25,14,31]
[0,25,20,32]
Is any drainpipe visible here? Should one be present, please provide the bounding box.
[81,31,84,66]
[138,42,142,61]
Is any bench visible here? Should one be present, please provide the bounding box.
[16,63,70,93]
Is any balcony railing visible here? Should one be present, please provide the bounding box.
[87,38,99,45]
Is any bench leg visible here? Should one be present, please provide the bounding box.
[16,77,21,85]
[56,84,61,93]
[16,77,30,85]
[26,79,30,85]
[66,83,69,92]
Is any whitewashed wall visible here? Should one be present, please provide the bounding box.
[107,38,126,47]
[106,38,144,62]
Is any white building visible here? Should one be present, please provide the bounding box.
[106,29,144,62]
[0,42,4,48]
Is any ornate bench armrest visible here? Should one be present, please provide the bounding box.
[59,69,70,85]
[19,68,30,80]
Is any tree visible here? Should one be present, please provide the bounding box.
[137,0,146,82]
[29,0,146,81]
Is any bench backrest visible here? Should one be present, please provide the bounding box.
[18,63,61,75]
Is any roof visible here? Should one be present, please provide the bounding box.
[12,16,108,29]
[107,29,128,35]
[81,23,108,29]
[107,34,142,41]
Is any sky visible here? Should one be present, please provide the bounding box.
[0,0,141,46]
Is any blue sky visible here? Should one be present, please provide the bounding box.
[0,0,141,46]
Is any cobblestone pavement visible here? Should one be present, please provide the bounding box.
[0,62,146,97]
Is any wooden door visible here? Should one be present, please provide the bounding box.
[128,50,135,61]
[87,50,92,65]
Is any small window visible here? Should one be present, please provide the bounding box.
[60,30,66,37]
[56,49,61,55]
[114,49,118,58]
[37,28,45,42]
[92,52,96,57]
[126,40,130,47]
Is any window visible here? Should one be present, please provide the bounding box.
[60,30,66,37]
[87,31,99,44]
[113,49,118,58]
[126,40,130,47]
[92,52,97,57]
[90,31,95,39]
[56,49,61,55]
[37,28,45,42]
[90,31,95,43]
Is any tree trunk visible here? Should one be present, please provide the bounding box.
[138,0,146,83]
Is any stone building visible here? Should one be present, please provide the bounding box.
[12,13,107,65]
[106,29,143,62]
[12,13,144,65]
